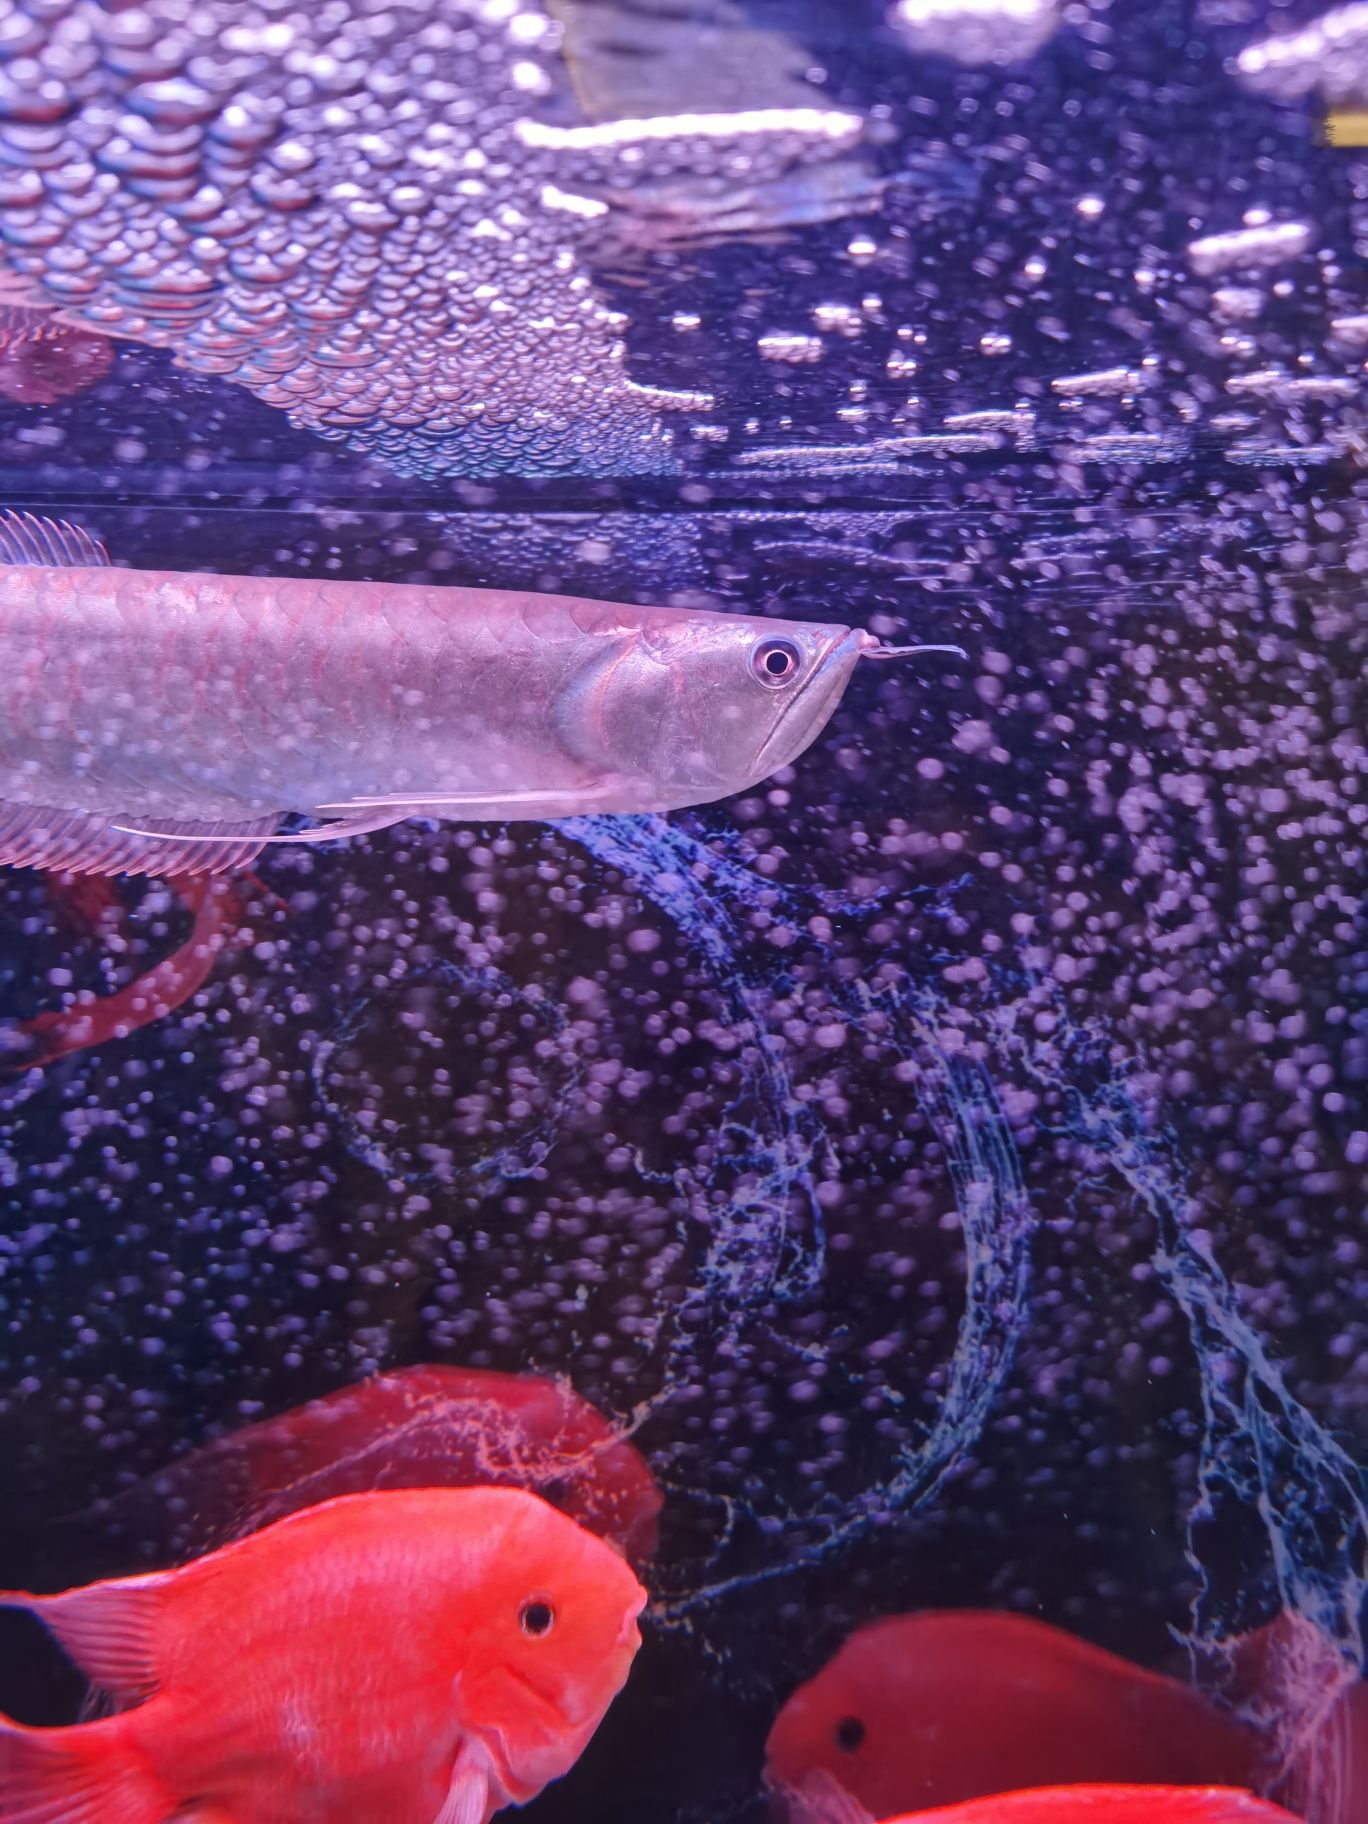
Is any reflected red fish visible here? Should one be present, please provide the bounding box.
[91,1363,663,1569]
[0,306,113,405]
[2,875,256,1071]
[0,1486,645,1824]
[868,1785,1299,1822]
[765,1610,1260,1823]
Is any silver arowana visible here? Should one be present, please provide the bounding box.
[0,513,964,879]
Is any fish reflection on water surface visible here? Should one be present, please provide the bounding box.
[0,0,896,476]
[0,512,961,877]
[0,1487,646,1824]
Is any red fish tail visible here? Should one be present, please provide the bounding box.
[0,1709,167,1824]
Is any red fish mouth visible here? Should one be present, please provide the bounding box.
[480,1616,640,1801]
[473,1665,577,1803]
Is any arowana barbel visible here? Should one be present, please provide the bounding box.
[0,512,963,879]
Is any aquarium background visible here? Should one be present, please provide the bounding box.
[0,0,1364,1821]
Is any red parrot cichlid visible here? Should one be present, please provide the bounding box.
[765,1610,1259,1822]
[87,1363,663,1569]
[861,1786,1300,1822]
[0,1485,645,1824]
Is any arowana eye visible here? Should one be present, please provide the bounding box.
[750,637,802,687]
[519,1599,556,1638]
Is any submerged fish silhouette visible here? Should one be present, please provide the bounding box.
[0,512,963,879]
[0,1487,645,1824]
[765,1610,1258,1823]
[87,1364,662,1569]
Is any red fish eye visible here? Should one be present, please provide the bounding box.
[834,1715,865,1753]
[519,1599,556,1638]
[751,637,802,686]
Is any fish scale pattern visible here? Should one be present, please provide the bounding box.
[0,0,865,475]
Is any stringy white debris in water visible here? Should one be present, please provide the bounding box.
[890,0,1062,65]
[1051,367,1142,397]
[1188,221,1313,277]
[1225,370,1358,402]
[514,107,864,151]
[757,333,825,365]
[1212,288,1266,323]
[1236,3,1368,102]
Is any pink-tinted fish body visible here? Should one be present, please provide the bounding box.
[92,1363,662,1568]
[0,512,946,878]
[0,1486,646,1824]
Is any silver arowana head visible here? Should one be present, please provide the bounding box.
[561,609,965,813]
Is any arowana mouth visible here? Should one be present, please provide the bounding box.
[752,631,862,778]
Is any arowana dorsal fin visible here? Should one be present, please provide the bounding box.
[0,510,110,567]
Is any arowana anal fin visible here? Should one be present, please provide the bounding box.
[0,804,278,878]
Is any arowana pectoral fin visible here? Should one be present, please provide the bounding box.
[113,807,409,849]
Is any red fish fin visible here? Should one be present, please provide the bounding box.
[0,803,277,879]
[775,1769,875,1824]
[0,510,110,568]
[435,1744,491,1824]
[2,876,252,1070]
[0,1710,167,1824]
[2,1575,168,1704]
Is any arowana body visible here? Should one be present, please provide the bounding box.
[0,512,961,879]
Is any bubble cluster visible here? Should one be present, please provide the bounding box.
[0,0,871,476]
